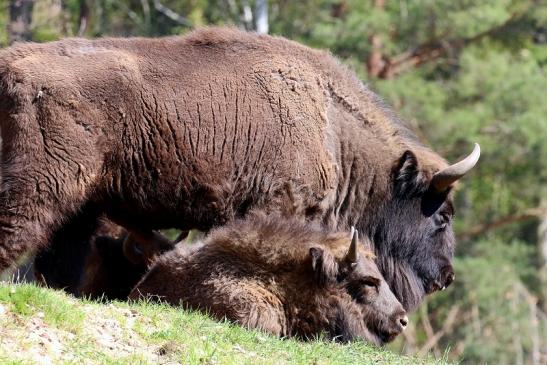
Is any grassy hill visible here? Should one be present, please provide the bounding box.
[0,283,450,364]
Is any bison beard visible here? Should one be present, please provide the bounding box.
[0,27,478,311]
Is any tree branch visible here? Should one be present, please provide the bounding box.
[417,304,461,357]
[366,0,385,77]
[376,11,525,79]
[418,301,442,357]
[152,0,192,27]
[458,207,546,241]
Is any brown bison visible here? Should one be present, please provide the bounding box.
[130,214,408,344]
[76,230,145,300]
[33,214,125,294]
[34,214,181,295]
[0,27,479,310]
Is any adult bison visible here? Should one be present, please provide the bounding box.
[130,214,408,344]
[0,27,479,310]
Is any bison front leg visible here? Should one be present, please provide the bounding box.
[0,133,102,272]
[0,172,97,272]
[0,192,56,271]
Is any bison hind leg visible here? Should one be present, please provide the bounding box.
[214,281,287,337]
[241,302,287,337]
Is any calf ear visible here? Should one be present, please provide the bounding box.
[310,247,338,287]
[122,234,146,266]
[394,150,425,197]
[93,236,115,255]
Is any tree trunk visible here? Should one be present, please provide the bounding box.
[77,0,90,36]
[366,0,385,78]
[59,0,73,36]
[240,0,253,30]
[255,0,268,34]
[539,199,547,313]
[8,0,34,44]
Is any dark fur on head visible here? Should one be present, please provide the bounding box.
[34,212,124,294]
[366,150,456,311]
[130,213,407,345]
[77,232,147,300]
[77,228,176,300]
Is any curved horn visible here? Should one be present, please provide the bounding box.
[346,226,358,264]
[431,143,480,192]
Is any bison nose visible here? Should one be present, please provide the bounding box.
[400,315,408,328]
[442,270,455,290]
[394,312,408,331]
[399,315,408,329]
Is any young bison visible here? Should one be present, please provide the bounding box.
[77,228,176,300]
[33,215,126,295]
[129,215,408,345]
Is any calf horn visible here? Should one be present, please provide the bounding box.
[346,226,358,264]
[431,143,480,192]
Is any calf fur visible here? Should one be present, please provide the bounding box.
[130,214,407,345]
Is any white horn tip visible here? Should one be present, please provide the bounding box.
[473,142,480,156]
[468,142,481,167]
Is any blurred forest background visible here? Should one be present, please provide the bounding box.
[1,0,546,364]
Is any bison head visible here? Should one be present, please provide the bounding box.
[371,143,480,311]
[310,228,407,345]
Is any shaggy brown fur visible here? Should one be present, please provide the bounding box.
[130,214,407,345]
[0,27,463,310]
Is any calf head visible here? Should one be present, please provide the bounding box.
[78,229,175,300]
[372,143,480,311]
[309,228,407,345]
[123,230,177,266]
[78,233,147,300]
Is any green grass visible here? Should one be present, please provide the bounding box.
[0,284,85,333]
[0,283,451,364]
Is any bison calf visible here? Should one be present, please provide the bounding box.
[34,215,126,294]
[130,214,407,345]
[78,228,176,300]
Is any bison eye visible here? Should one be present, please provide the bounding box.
[346,276,380,303]
[361,276,380,290]
[441,212,451,223]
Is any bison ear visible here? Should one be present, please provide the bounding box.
[93,236,114,255]
[122,234,146,265]
[394,150,424,197]
[310,247,338,287]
